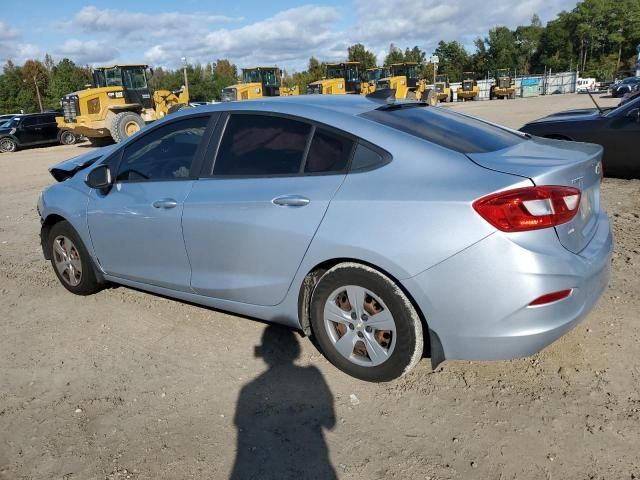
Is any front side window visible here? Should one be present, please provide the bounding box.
[304,128,354,173]
[116,116,209,182]
[213,115,311,176]
[243,70,260,83]
[21,117,38,127]
[345,66,359,82]
[326,66,344,79]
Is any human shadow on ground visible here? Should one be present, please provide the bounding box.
[230,324,337,480]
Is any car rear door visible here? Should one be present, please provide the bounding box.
[87,114,214,291]
[40,114,60,142]
[182,113,354,306]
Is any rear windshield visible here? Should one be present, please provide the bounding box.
[360,105,525,154]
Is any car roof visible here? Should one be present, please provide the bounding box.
[198,94,389,117]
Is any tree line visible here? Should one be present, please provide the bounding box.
[1,0,638,113]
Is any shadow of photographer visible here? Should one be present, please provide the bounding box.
[230,324,337,480]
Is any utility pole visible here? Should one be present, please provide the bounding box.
[181,57,189,93]
[33,76,43,112]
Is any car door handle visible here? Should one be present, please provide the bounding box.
[152,198,178,209]
[272,195,310,207]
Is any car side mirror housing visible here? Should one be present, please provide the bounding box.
[86,165,113,191]
[628,108,640,122]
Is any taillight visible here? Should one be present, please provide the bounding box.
[473,186,581,232]
[528,289,573,306]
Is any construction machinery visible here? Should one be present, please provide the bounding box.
[456,72,480,101]
[56,64,189,145]
[307,62,361,95]
[374,62,430,100]
[360,67,387,95]
[221,66,299,102]
[434,74,453,102]
[490,69,516,99]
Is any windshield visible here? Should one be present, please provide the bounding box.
[3,118,20,128]
[243,69,261,83]
[261,69,278,87]
[435,75,447,83]
[406,65,418,80]
[122,68,147,89]
[606,93,640,117]
[367,70,382,82]
[326,65,344,79]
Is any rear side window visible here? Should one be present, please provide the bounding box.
[361,105,524,154]
[213,114,311,176]
[351,143,387,171]
[22,116,38,127]
[304,128,354,173]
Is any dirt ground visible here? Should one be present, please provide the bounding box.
[1,94,639,480]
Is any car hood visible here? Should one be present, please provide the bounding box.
[528,109,602,124]
[49,145,116,181]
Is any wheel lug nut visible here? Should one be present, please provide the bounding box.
[357,331,364,338]
[365,326,372,333]
[349,323,355,330]
[351,312,357,320]
[361,314,368,321]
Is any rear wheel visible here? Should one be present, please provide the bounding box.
[310,263,424,382]
[59,130,77,145]
[111,112,145,143]
[0,137,17,153]
[48,221,102,296]
[405,91,417,101]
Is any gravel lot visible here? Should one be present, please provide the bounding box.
[1,94,639,480]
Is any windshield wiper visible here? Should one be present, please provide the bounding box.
[587,91,604,114]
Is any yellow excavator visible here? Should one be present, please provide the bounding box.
[434,74,453,102]
[221,66,299,101]
[490,69,516,99]
[374,62,430,101]
[307,62,362,94]
[360,67,387,95]
[456,72,480,101]
[56,64,189,145]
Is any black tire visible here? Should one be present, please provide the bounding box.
[110,111,145,143]
[59,130,77,145]
[48,221,102,296]
[0,137,17,153]
[310,263,424,382]
[88,137,114,147]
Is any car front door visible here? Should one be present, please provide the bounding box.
[601,102,640,177]
[17,116,38,145]
[182,113,354,306]
[87,114,214,291]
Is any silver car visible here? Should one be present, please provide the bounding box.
[39,95,612,382]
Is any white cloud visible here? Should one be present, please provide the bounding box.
[144,5,346,70]
[0,21,18,41]
[72,6,242,37]
[0,24,41,65]
[55,39,119,65]
[354,0,579,55]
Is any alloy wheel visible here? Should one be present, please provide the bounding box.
[53,235,82,286]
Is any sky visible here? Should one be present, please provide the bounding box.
[1,0,580,72]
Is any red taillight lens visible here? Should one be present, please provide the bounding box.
[528,289,573,306]
[473,186,581,232]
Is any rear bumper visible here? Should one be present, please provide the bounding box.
[403,210,613,363]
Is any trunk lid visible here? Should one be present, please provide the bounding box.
[468,137,603,254]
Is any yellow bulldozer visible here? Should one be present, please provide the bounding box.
[434,74,453,102]
[375,62,430,101]
[307,62,362,95]
[56,64,189,145]
[360,67,387,95]
[490,69,516,99]
[456,72,480,101]
[221,66,299,102]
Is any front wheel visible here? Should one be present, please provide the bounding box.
[310,263,424,382]
[110,111,145,143]
[48,221,102,296]
[60,130,77,145]
[0,137,17,153]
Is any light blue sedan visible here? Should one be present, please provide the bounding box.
[38,95,612,381]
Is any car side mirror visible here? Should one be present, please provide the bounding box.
[628,108,640,122]
[86,165,113,191]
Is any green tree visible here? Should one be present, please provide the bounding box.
[46,58,91,108]
[383,44,405,65]
[433,41,469,81]
[347,43,377,71]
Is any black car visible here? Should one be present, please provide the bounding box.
[520,95,640,179]
[0,113,77,153]
[610,77,640,98]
